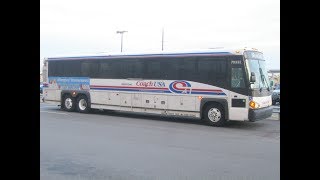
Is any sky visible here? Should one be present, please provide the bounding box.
[40,0,280,72]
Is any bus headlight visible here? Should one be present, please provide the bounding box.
[249,101,259,109]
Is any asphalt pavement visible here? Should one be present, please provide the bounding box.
[41,102,280,180]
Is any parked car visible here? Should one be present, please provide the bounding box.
[272,86,280,105]
[40,83,43,94]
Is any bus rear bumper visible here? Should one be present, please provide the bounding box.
[248,106,273,122]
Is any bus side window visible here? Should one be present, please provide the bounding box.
[231,67,245,88]
[81,61,99,78]
[100,62,111,78]
[144,60,161,79]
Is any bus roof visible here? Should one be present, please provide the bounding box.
[46,48,262,61]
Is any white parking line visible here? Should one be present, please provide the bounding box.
[40,111,68,115]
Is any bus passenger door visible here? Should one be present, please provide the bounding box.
[228,62,249,121]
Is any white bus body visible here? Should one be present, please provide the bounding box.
[43,48,273,126]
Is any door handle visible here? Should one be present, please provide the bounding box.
[234,95,237,98]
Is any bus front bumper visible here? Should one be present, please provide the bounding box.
[248,106,273,122]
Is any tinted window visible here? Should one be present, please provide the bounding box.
[109,61,122,78]
[99,61,112,78]
[120,59,144,78]
[179,58,199,81]
[231,67,245,88]
[134,60,144,78]
[48,61,58,76]
[98,59,144,79]
[48,60,81,77]
[64,61,81,76]
[162,59,179,80]
[197,57,227,88]
[142,58,179,80]
[81,61,99,78]
[143,59,161,79]
[48,56,229,89]
[141,56,227,88]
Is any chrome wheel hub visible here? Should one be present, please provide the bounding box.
[65,98,73,109]
[79,99,87,111]
[208,108,221,122]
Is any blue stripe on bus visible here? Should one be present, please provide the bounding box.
[190,92,226,95]
[91,88,171,93]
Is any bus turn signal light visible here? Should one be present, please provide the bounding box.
[249,101,256,109]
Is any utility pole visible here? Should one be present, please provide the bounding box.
[116,30,128,52]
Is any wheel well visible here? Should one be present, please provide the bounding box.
[202,101,225,119]
[76,93,86,99]
[61,93,70,103]
[60,91,91,109]
[61,92,88,100]
[61,93,73,102]
[62,93,70,99]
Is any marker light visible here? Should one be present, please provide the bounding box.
[198,96,203,100]
[235,50,240,53]
[72,92,76,96]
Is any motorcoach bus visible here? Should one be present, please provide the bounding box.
[42,48,273,126]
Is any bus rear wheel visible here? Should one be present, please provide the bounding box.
[203,103,226,127]
[76,95,90,113]
[63,94,76,112]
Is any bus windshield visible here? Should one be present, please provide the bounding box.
[245,52,270,90]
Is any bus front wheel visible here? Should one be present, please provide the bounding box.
[63,94,76,112]
[76,95,90,113]
[203,103,226,127]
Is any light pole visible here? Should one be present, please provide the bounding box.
[162,28,164,51]
[116,30,127,52]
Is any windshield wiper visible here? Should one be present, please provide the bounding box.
[263,74,270,91]
[259,68,270,91]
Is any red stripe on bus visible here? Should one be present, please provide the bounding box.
[90,85,223,92]
[90,85,168,90]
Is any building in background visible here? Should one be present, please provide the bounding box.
[268,69,280,89]
[41,59,48,83]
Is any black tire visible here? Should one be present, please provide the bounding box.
[76,95,91,113]
[203,103,226,127]
[62,94,76,112]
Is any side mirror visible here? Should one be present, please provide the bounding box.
[250,72,256,83]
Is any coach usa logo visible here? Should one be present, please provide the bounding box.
[169,81,192,94]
